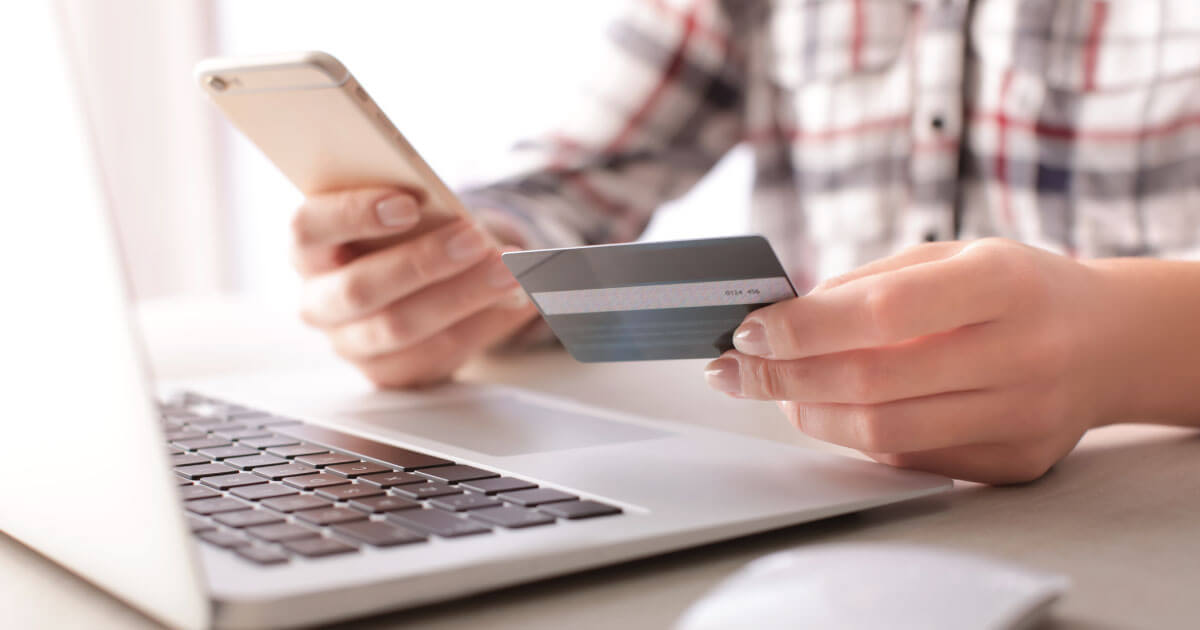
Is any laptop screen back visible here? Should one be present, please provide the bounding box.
[0,4,208,628]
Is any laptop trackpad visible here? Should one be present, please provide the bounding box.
[349,396,670,456]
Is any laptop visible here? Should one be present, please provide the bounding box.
[0,5,950,628]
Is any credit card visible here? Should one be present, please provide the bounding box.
[501,236,797,362]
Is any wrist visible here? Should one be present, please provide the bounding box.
[1080,257,1200,427]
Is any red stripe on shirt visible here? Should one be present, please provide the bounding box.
[851,0,866,72]
[970,110,1200,142]
[566,172,630,220]
[1083,1,1109,92]
[611,3,699,152]
[547,134,629,219]
[647,0,729,52]
[541,3,703,222]
[995,70,1016,229]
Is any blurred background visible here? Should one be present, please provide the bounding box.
[58,0,752,303]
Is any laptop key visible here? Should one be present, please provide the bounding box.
[227,409,271,419]
[246,522,320,543]
[214,427,273,441]
[498,488,577,507]
[333,521,426,547]
[260,494,331,513]
[469,505,556,529]
[171,453,209,467]
[231,483,297,501]
[277,424,454,470]
[167,446,183,455]
[173,437,232,451]
[294,452,358,468]
[182,416,225,426]
[187,497,252,515]
[169,415,210,428]
[393,483,463,500]
[388,509,491,538]
[239,435,300,449]
[250,417,304,428]
[180,485,221,501]
[283,536,357,558]
[162,406,200,420]
[187,515,215,532]
[198,530,251,549]
[417,465,499,484]
[213,509,285,529]
[165,430,205,442]
[357,471,427,488]
[253,463,318,480]
[198,445,259,460]
[225,454,288,470]
[347,495,421,514]
[283,473,350,490]
[325,461,391,478]
[538,500,622,520]
[235,545,290,565]
[200,422,247,434]
[428,493,502,512]
[315,482,385,502]
[201,473,268,490]
[266,443,328,458]
[294,506,368,526]
[163,408,201,421]
[175,463,237,479]
[459,477,537,495]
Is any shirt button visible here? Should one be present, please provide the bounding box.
[930,115,946,132]
[924,231,939,242]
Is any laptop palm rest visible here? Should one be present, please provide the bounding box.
[344,396,670,456]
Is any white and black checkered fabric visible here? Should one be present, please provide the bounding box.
[466,0,1200,289]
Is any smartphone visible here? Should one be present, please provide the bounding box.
[194,51,469,233]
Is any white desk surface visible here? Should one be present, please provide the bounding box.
[5,297,1197,629]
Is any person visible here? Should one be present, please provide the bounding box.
[287,0,1200,485]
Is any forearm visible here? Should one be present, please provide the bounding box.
[1086,258,1200,427]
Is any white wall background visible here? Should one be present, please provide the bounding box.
[213,0,751,301]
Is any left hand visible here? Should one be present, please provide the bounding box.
[704,238,1117,484]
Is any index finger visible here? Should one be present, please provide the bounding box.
[734,244,1014,359]
[292,188,421,249]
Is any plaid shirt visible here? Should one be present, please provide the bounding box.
[467,0,1200,289]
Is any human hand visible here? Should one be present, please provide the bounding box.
[704,238,1116,484]
[291,188,538,388]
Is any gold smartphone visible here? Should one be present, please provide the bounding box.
[195,51,469,233]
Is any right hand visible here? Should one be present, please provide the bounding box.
[291,188,539,388]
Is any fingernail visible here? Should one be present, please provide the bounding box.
[733,321,771,357]
[487,260,517,288]
[375,196,419,228]
[704,358,742,396]
[446,229,488,261]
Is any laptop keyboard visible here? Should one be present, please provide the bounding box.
[162,393,622,566]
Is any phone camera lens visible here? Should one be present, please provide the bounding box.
[206,76,228,92]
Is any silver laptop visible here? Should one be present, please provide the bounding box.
[0,6,950,629]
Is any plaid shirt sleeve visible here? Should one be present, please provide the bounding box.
[470,0,1200,291]
[462,0,744,250]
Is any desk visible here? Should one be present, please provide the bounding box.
[3,297,1197,629]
